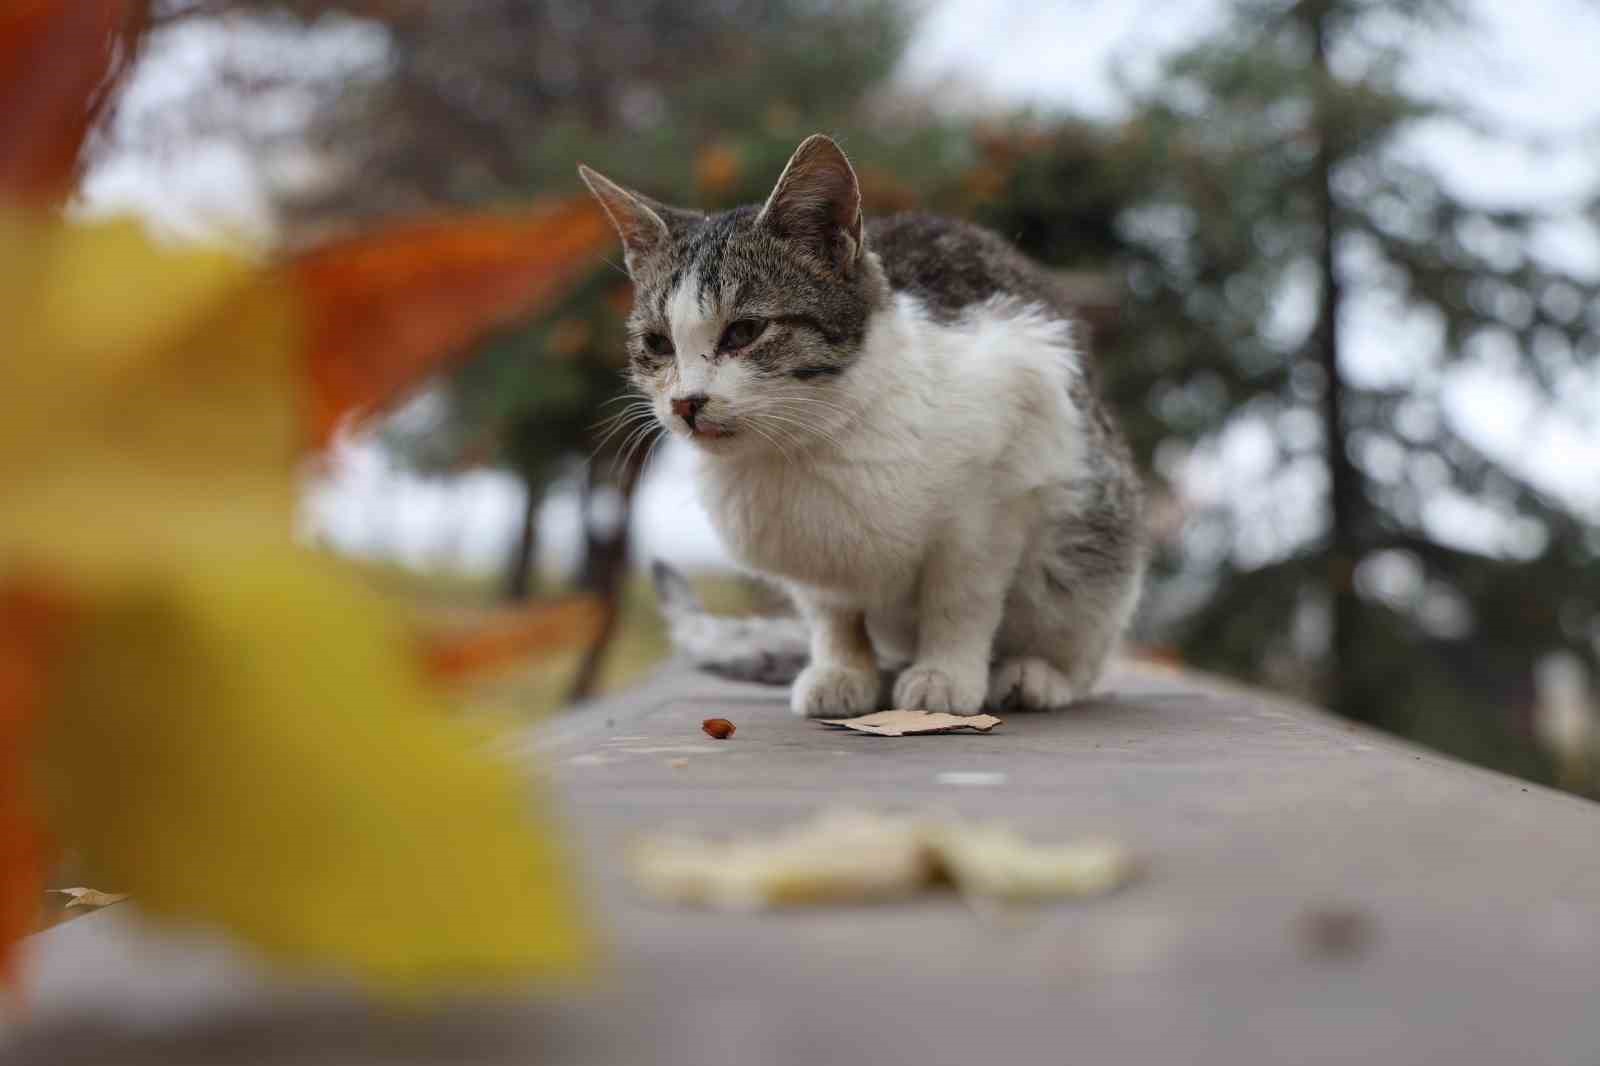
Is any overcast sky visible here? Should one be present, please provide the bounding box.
[86,0,1600,576]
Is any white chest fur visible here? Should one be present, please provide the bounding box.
[695,294,1089,608]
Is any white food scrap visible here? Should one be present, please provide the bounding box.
[629,809,1134,909]
[631,809,931,910]
[928,824,1134,900]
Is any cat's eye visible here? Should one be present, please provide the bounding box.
[642,332,674,357]
[718,318,767,352]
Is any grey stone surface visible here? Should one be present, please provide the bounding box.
[8,661,1600,1065]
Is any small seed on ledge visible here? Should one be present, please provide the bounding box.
[702,718,736,740]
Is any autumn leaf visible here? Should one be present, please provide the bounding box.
[292,202,612,448]
[0,0,147,205]
[819,710,1004,737]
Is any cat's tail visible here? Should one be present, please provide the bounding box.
[650,559,810,685]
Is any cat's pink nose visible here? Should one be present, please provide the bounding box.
[670,393,708,427]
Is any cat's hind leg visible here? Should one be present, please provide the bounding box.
[991,541,1143,710]
[987,656,1077,710]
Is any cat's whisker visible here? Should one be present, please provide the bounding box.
[750,396,855,434]
[619,417,659,457]
[762,393,854,415]
[754,409,843,453]
[590,405,654,440]
[618,423,663,478]
[596,392,648,412]
[756,413,832,449]
[641,425,670,473]
[745,419,795,466]
[590,397,653,428]
[612,420,660,475]
[590,408,658,460]
[761,418,819,465]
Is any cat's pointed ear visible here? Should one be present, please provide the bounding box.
[578,164,698,273]
[758,134,864,274]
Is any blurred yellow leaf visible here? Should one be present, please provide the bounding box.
[0,196,608,991]
[1,216,298,586]
[1,0,609,999]
[0,0,613,992]
[41,548,590,991]
[0,214,600,990]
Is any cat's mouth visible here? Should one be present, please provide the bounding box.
[687,421,735,442]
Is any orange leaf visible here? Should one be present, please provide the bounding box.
[419,598,606,682]
[289,200,613,449]
[0,583,75,992]
[0,0,148,207]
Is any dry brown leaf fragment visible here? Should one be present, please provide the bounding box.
[819,710,1002,737]
[52,887,129,909]
[701,718,736,740]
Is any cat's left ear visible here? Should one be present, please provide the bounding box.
[758,134,864,275]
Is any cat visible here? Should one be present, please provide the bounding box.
[580,134,1146,717]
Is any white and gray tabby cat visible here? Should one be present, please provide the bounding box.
[580,134,1146,718]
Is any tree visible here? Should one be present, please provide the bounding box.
[1076,0,1600,781]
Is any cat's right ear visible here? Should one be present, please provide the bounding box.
[578,165,679,274]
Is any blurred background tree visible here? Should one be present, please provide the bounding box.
[1069,0,1599,778]
[117,0,1598,788]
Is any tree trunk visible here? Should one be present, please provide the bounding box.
[565,450,648,703]
[1307,3,1364,721]
[502,477,542,602]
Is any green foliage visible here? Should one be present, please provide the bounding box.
[1091,0,1600,778]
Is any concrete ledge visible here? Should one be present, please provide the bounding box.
[9,662,1600,1065]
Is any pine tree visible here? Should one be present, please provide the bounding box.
[1094,0,1600,780]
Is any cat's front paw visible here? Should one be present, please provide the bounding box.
[893,663,987,715]
[790,663,882,718]
[988,657,1077,710]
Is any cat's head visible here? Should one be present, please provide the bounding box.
[580,135,887,457]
